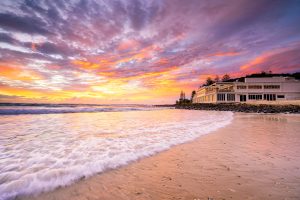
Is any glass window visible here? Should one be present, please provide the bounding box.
[248,94,262,100]
[227,94,235,101]
[248,85,262,89]
[240,95,246,102]
[264,94,276,101]
[237,85,247,89]
[264,85,280,89]
[217,94,226,101]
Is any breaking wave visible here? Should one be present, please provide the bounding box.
[0,109,233,199]
[0,104,165,115]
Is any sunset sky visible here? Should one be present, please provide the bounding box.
[0,0,300,104]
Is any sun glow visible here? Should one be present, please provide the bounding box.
[0,0,299,104]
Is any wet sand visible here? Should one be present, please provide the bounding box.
[22,113,300,200]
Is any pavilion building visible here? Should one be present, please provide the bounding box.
[192,77,300,103]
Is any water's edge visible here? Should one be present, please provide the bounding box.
[0,110,233,200]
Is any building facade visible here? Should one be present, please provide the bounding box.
[192,77,300,103]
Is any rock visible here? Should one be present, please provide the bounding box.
[175,103,300,114]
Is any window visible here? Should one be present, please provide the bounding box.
[277,95,285,98]
[240,95,247,102]
[248,94,263,100]
[237,85,247,89]
[264,85,280,89]
[219,85,234,92]
[227,94,235,101]
[248,85,262,89]
[264,94,276,101]
[217,93,226,101]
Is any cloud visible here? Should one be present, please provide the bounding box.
[0,0,300,103]
[240,44,300,73]
[0,94,23,99]
[0,12,51,35]
[0,32,18,44]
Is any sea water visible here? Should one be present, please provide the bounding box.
[0,105,233,199]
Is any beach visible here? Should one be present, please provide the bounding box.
[19,112,300,200]
[0,108,231,199]
[1,1,300,199]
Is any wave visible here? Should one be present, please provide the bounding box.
[0,105,167,115]
[0,110,233,200]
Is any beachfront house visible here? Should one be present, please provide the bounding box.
[192,77,300,103]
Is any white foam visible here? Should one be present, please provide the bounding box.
[0,109,233,200]
[0,105,165,115]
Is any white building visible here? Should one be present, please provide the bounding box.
[192,77,300,103]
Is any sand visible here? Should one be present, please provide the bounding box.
[21,113,300,200]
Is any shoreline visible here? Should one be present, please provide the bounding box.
[175,103,300,113]
[21,112,300,200]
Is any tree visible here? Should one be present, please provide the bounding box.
[261,71,267,76]
[222,74,230,81]
[214,75,220,82]
[205,77,214,86]
[191,90,196,100]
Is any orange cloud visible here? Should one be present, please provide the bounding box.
[157,58,169,65]
[98,71,116,77]
[116,45,159,64]
[240,55,266,70]
[0,85,47,100]
[72,45,161,74]
[72,60,101,70]
[211,51,241,57]
[197,74,217,83]
[0,65,43,81]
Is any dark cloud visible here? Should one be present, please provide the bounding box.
[127,0,148,30]
[0,12,51,35]
[211,0,300,41]
[0,32,18,44]
[30,42,77,56]
[23,0,46,13]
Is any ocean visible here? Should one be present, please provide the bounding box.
[0,104,233,199]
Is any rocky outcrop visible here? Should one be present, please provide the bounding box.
[175,103,300,113]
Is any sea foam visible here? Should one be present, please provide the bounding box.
[0,109,233,199]
[0,105,163,115]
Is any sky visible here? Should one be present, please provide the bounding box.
[0,0,300,104]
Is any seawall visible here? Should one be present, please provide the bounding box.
[175,103,300,113]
